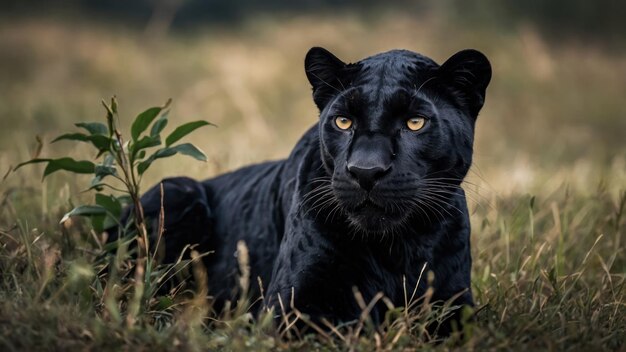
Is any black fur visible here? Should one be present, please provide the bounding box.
[115,47,491,333]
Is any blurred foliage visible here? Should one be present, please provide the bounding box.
[447,0,625,48]
[3,0,625,48]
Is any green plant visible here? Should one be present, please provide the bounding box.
[17,97,211,232]
[13,96,213,327]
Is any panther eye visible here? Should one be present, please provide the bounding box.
[335,116,353,130]
[406,117,426,131]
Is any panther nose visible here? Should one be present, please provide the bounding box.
[347,165,389,191]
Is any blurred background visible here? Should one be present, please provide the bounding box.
[1,0,625,220]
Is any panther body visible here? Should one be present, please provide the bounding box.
[125,47,491,332]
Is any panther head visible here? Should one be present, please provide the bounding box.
[304,47,491,234]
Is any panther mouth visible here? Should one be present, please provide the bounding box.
[342,197,411,234]
[353,199,385,212]
[333,184,410,232]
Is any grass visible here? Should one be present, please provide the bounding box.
[1,10,625,351]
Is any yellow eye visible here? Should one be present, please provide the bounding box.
[407,117,426,131]
[335,116,353,130]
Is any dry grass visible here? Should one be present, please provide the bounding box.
[0,11,625,351]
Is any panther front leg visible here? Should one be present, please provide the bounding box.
[264,213,363,325]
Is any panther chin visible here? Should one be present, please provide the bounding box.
[343,199,410,235]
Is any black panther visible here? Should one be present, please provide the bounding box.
[114,47,491,334]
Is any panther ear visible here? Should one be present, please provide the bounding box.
[305,47,347,111]
[439,49,492,118]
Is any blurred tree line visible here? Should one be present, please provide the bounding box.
[3,0,624,48]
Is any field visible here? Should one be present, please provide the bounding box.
[1,10,625,351]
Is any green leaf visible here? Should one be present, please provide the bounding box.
[134,135,161,150]
[171,143,207,161]
[52,133,111,154]
[75,122,108,135]
[85,213,118,232]
[95,194,122,218]
[88,135,111,151]
[90,155,117,188]
[102,215,119,231]
[165,120,213,147]
[111,96,118,114]
[137,161,149,175]
[13,158,52,171]
[137,157,155,175]
[94,164,117,178]
[60,205,106,224]
[131,135,161,160]
[102,100,114,135]
[136,143,206,175]
[136,147,176,175]
[131,107,162,141]
[51,133,90,143]
[43,158,96,179]
[91,214,105,233]
[150,115,169,137]
[154,147,178,158]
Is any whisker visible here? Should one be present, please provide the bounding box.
[418,190,465,216]
[422,185,491,211]
[416,194,457,219]
[418,179,493,209]
[411,76,437,99]
[421,177,483,189]
[306,71,343,94]
[413,201,433,226]
[409,198,445,224]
